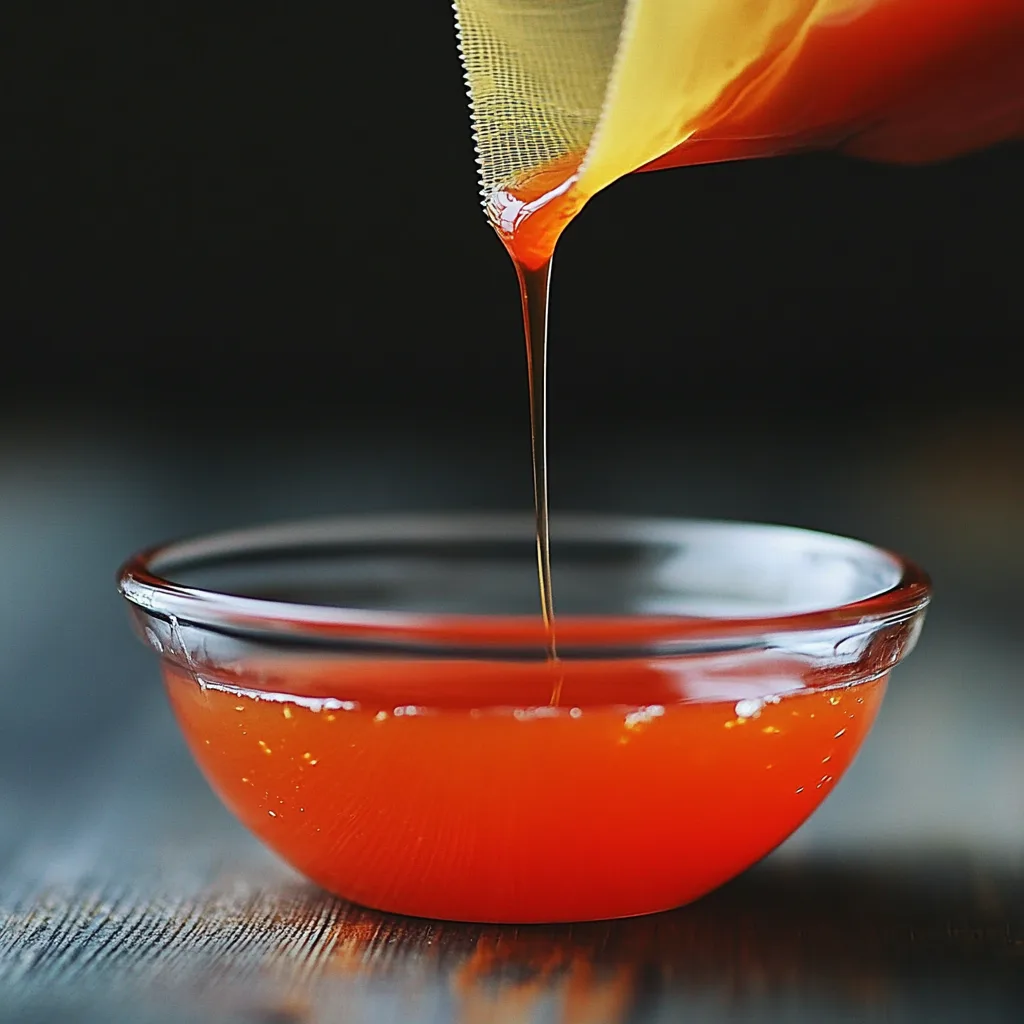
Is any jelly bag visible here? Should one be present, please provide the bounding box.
[453,0,1024,265]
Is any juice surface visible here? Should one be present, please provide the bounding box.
[494,0,1024,268]
[166,654,885,922]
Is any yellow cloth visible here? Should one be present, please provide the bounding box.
[454,0,868,203]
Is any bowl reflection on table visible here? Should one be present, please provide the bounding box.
[118,515,930,923]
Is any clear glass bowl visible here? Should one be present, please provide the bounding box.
[118,515,930,923]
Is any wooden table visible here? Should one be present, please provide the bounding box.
[2,425,1022,1022]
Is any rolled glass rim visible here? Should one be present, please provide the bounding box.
[118,514,931,655]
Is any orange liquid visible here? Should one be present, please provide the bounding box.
[166,656,885,922]
[494,0,1024,269]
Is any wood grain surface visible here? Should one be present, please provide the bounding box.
[2,852,1022,1023]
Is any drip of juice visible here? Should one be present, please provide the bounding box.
[516,257,556,664]
[166,655,886,923]
[490,157,585,701]
[491,159,587,698]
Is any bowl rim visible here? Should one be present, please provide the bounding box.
[117,514,931,651]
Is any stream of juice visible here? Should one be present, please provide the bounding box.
[516,258,556,665]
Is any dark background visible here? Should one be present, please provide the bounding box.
[2,5,1021,436]
[1,8,1022,1021]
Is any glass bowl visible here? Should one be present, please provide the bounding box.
[118,515,930,924]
